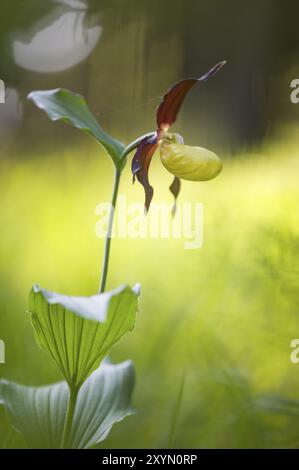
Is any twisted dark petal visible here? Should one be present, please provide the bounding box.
[157,79,196,131]
[131,134,158,212]
[169,176,181,216]
[156,60,226,130]
[199,60,227,81]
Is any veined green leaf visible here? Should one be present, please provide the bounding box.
[28,284,140,389]
[0,426,25,449]
[28,89,125,168]
[0,361,135,449]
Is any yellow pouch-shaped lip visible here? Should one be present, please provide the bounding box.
[160,142,223,181]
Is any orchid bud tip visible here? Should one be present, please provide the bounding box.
[217,60,227,70]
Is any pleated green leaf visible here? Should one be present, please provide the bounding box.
[0,426,26,449]
[0,361,135,449]
[28,284,140,389]
[28,89,125,169]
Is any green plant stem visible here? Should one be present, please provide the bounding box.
[99,168,121,293]
[168,373,186,449]
[60,168,121,448]
[61,387,79,449]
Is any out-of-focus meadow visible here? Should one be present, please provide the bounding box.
[1,125,299,448]
[2,0,299,450]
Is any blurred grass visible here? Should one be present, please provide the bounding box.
[1,128,299,448]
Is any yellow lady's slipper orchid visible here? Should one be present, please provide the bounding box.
[160,141,223,182]
[131,60,226,212]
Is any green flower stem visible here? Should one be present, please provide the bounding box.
[61,387,79,449]
[61,163,123,447]
[99,168,121,293]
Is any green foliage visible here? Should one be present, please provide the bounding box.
[2,87,144,450]
[28,89,125,169]
[168,374,185,448]
[0,361,134,449]
[28,284,140,389]
[2,140,299,447]
[0,80,155,450]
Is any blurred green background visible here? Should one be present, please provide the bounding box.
[1,0,299,449]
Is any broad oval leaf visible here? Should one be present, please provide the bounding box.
[0,424,25,449]
[28,89,125,169]
[28,284,140,389]
[0,361,135,449]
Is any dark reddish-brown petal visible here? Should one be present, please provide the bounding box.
[156,60,226,130]
[169,176,181,216]
[131,134,158,212]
